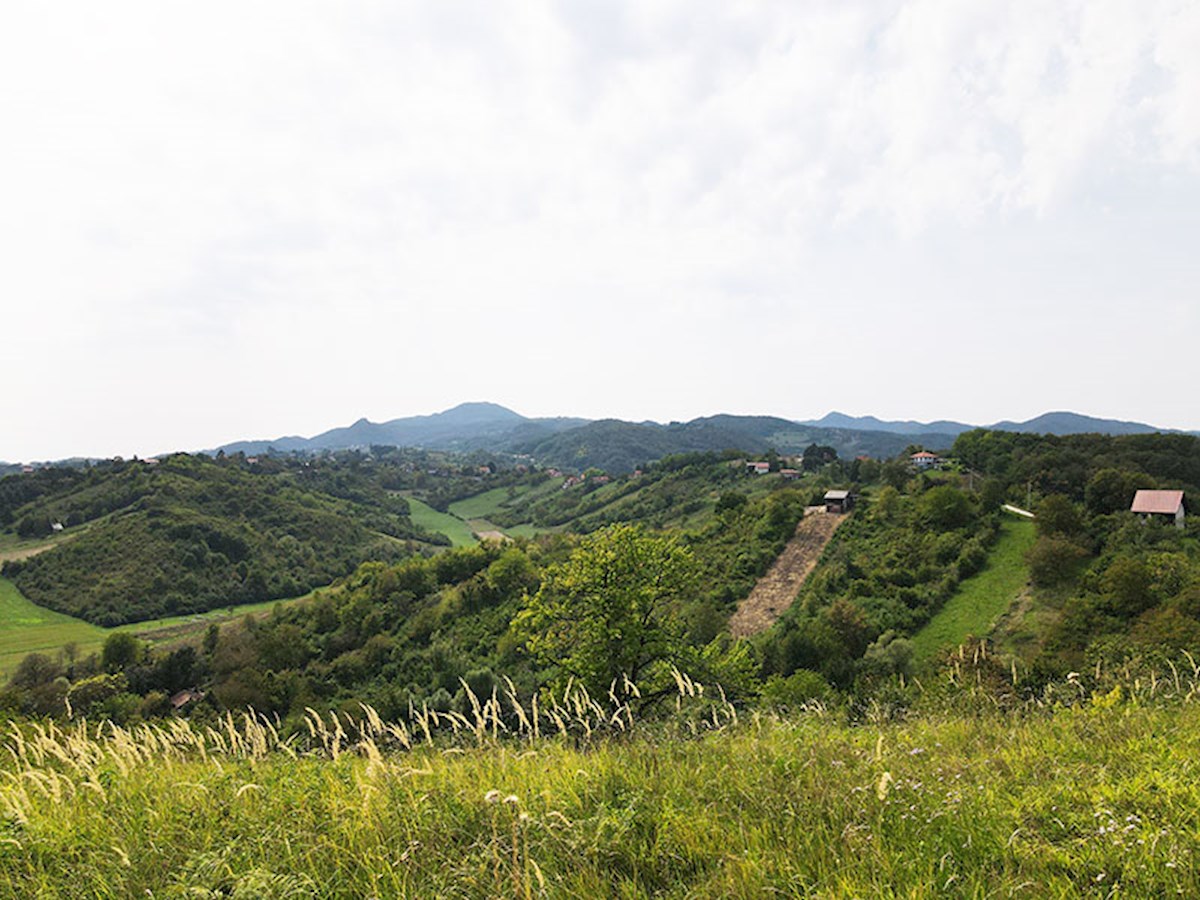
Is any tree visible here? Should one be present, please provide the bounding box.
[512,524,697,700]
[1027,536,1086,588]
[918,486,974,530]
[1037,494,1082,537]
[101,632,144,672]
[1085,468,1156,516]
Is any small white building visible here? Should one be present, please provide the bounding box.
[1130,490,1186,528]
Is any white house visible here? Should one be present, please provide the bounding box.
[910,451,940,470]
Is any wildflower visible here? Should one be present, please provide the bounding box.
[484,790,501,804]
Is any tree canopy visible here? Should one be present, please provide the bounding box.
[512,523,697,700]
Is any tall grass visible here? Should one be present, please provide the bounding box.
[4,665,1200,897]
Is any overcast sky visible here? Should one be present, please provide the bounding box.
[3,1,1198,461]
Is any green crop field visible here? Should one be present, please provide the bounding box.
[911,515,1036,662]
[404,496,477,547]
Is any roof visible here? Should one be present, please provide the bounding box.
[911,451,939,459]
[824,490,850,500]
[1130,490,1185,515]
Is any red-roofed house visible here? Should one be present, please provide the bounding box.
[910,451,940,470]
[1130,490,1186,528]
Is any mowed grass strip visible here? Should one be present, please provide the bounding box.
[0,577,107,676]
[405,496,477,547]
[912,516,1036,662]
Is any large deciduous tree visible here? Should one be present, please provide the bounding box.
[512,523,697,700]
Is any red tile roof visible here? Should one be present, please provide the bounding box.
[1130,490,1185,514]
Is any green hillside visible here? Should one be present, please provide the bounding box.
[0,454,431,625]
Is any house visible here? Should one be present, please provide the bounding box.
[1130,490,1186,528]
[779,468,800,480]
[910,451,940,470]
[824,490,854,513]
[747,461,771,475]
[143,458,160,467]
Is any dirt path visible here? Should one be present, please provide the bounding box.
[729,510,848,638]
[0,540,64,564]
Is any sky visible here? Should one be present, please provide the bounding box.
[2,1,1198,461]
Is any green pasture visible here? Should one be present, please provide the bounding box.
[0,577,107,676]
[0,577,319,679]
[448,485,530,520]
[405,496,477,547]
[911,516,1036,662]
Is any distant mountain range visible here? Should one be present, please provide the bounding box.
[800,410,1191,439]
[199,404,1192,475]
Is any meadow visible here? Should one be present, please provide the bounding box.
[2,671,1199,897]
[0,577,317,679]
[403,495,479,547]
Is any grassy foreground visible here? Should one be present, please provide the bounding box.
[3,689,1199,897]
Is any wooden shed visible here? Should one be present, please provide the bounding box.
[1130,490,1185,528]
[824,490,853,514]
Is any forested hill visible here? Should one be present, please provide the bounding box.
[514,416,941,474]
[0,453,444,625]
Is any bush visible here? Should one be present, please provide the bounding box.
[1028,536,1087,588]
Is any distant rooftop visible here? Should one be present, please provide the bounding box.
[1130,490,1185,515]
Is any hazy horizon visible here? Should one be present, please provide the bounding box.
[4,400,1195,465]
[4,2,1198,461]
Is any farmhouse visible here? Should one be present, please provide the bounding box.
[911,451,940,470]
[824,490,853,513]
[1130,490,1186,528]
[747,461,771,475]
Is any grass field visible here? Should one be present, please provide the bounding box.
[5,678,1200,897]
[0,578,320,679]
[448,485,529,520]
[0,577,107,675]
[405,496,478,547]
[911,516,1036,662]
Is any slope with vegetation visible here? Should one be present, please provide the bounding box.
[0,453,437,625]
